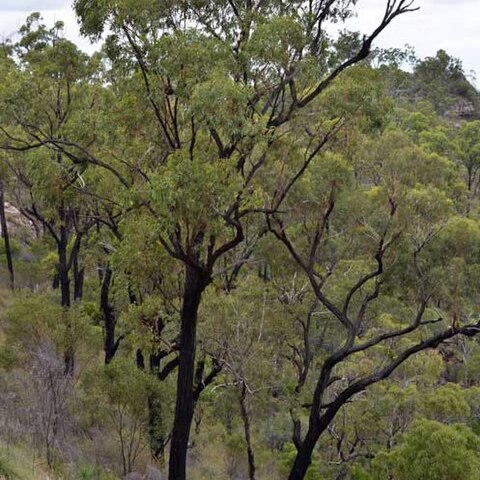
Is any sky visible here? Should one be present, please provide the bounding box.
[0,0,478,82]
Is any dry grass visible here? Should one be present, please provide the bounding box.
[0,443,51,480]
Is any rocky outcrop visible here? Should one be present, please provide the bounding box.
[0,202,37,241]
[448,98,479,119]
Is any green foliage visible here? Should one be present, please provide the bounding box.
[1,4,480,480]
[83,358,152,421]
[372,419,480,480]
[412,50,478,112]
[2,292,100,365]
[72,464,118,480]
[0,457,13,479]
[0,238,20,257]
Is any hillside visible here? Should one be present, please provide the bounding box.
[1,4,480,480]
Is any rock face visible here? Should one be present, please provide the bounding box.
[0,202,37,241]
[454,98,477,118]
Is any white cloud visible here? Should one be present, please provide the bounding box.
[347,0,480,78]
[0,0,70,11]
[0,0,478,79]
[0,2,96,53]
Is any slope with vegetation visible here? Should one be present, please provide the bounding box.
[1,1,480,480]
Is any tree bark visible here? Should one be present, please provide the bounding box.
[468,166,473,191]
[288,432,319,480]
[58,221,71,309]
[101,264,120,364]
[168,265,209,480]
[136,349,169,464]
[239,385,256,480]
[57,208,73,374]
[72,242,84,302]
[148,393,167,466]
[0,179,14,290]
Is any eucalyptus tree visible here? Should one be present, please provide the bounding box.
[372,419,480,480]
[456,120,480,193]
[412,49,478,113]
[0,15,105,372]
[1,2,425,479]
[69,2,420,478]
[0,44,16,289]
[0,176,14,290]
[266,116,480,478]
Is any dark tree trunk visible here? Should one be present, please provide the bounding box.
[287,422,324,480]
[101,265,120,364]
[148,353,167,463]
[168,265,209,480]
[136,348,145,370]
[288,442,317,480]
[148,393,167,466]
[0,179,14,290]
[58,211,73,374]
[73,256,84,302]
[239,385,256,480]
[71,234,84,302]
[136,349,168,464]
[58,223,70,309]
[468,165,473,192]
[288,390,350,480]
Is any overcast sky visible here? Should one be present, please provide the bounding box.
[0,0,478,82]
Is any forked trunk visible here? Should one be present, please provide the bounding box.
[288,428,321,480]
[288,448,315,480]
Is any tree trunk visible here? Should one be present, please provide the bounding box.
[0,179,14,290]
[101,265,118,364]
[148,393,167,466]
[58,214,73,374]
[70,233,84,302]
[467,164,474,192]
[288,430,320,480]
[73,254,84,301]
[168,265,209,480]
[136,349,168,464]
[288,448,315,480]
[58,224,70,309]
[239,385,256,480]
